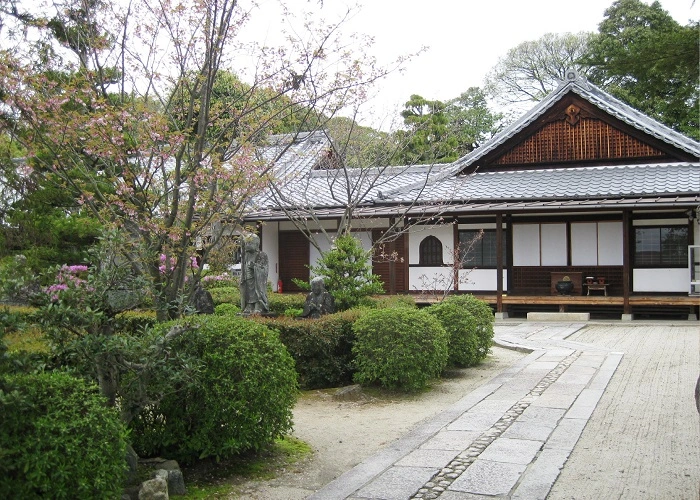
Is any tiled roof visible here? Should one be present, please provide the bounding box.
[383,163,700,203]
[252,131,446,209]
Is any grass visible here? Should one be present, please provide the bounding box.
[180,436,313,498]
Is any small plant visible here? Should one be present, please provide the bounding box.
[352,308,448,391]
[308,235,384,311]
[427,294,494,367]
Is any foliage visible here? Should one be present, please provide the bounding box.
[208,286,241,306]
[257,309,363,389]
[444,87,503,157]
[356,294,417,309]
[0,0,397,322]
[268,293,307,316]
[0,371,128,499]
[309,235,384,311]
[113,310,158,335]
[395,94,458,164]
[427,294,494,367]
[0,255,42,304]
[129,315,298,463]
[485,32,593,107]
[352,308,448,391]
[214,302,241,316]
[325,116,398,168]
[582,0,699,139]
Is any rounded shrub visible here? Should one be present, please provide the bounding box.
[0,372,128,499]
[214,302,240,316]
[427,294,494,367]
[352,308,448,391]
[130,315,298,463]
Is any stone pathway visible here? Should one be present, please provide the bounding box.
[308,323,624,500]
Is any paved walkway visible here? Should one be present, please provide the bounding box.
[308,323,624,500]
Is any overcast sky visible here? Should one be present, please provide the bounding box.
[247,0,698,128]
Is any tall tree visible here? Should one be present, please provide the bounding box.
[0,0,395,320]
[582,0,699,139]
[395,94,458,164]
[444,87,503,158]
[485,32,593,107]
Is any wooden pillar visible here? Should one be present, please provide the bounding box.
[496,213,504,313]
[622,210,631,315]
[453,218,459,292]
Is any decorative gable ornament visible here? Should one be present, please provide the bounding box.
[564,104,581,126]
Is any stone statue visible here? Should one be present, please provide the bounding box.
[300,276,335,319]
[240,234,269,315]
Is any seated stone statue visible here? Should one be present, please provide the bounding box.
[300,276,334,319]
[239,234,269,315]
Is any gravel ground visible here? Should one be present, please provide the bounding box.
[548,323,700,500]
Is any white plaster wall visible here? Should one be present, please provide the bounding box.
[261,222,279,291]
[408,224,454,265]
[633,268,688,292]
[409,267,453,291]
[458,269,508,291]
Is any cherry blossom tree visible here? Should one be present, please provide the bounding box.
[0,0,398,319]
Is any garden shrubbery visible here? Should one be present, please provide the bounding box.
[0,372,128,499]
[130,315,298,463]
[268,293,306,316]
[427,294,494,367]
[352,308,449,391]
[258,309,363,389]
[207,285,240,306]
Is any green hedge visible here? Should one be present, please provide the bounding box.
[427,294,494,367]
[0,372,128,498]
[257,309,363,389]
[268,293,306,315]
[357,294,417,309]
[352,308,448,391]
[208,286,240,306]
[129,315,298,463]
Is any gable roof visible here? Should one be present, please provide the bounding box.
[378,71,700,204]
[454,71,700,171]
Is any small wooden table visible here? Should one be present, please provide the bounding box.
[585,283,609,296]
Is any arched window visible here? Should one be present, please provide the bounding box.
[419,235,443,266]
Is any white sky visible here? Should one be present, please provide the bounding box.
[246,0,698,128]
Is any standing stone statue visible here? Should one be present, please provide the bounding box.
[300,276,335,319]
[240,234,269,315]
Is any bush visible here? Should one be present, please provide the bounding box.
[0,372,128,499]
[113,309,158,334]
[267,293,306,316]
[130,315,298,463]
[352,308,448,391]
[427,294,494,367]
[357,294,417,309]
[214,302,240,316]
[208,285,240,306]
[258,309,363,389]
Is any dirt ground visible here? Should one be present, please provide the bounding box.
[231,324,700,499]
[231,345,526,499]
